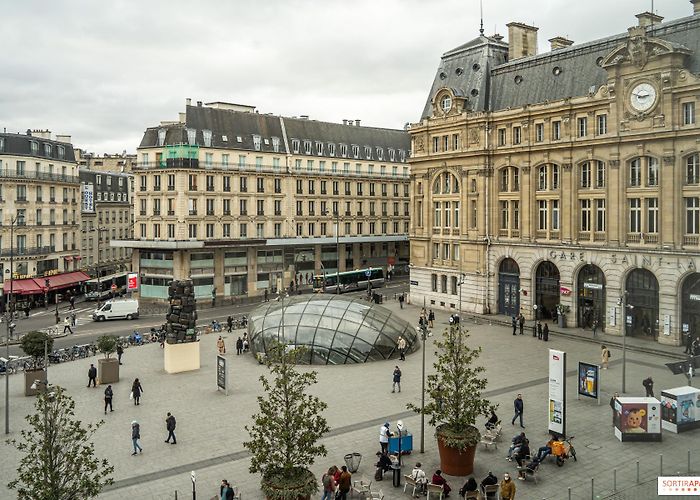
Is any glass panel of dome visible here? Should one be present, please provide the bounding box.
[354,326,381,346]
[366,347,387,362]
[327,349,349,365]
[347,337,374,362]
[311,346,330,364]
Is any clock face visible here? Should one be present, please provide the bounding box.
[630,83,657,112]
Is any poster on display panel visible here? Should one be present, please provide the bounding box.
[660,386,700,433]
[613,397,662,442]
[577,362,600,402]
[548,349,566,437]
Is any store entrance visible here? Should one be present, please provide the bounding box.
[577,264,606,331]
[681,273,700,345]
[498,258,520,317]
[626,269,659,339]
[535,261,560,320]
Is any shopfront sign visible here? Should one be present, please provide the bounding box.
[690,294,700,302]
[560,286,572,296]
[548,349,567,437]
[83,183,95,212]
[577,362,600,401]
[127,273,139,290]
[584,282,604,290]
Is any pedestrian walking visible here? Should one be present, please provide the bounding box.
[537,321,543,340]
[609,392,619,426]
[220,480,235,500]
[543,323,549,341]
[131,421,143,455]
[264,288,269,302]
[511,316,517,336]
[684,333,694,354]
[70,311,76,327]
[236,337,243,355]
[69,295,75,310]
[337,465,351,500]
[104,385,114,414]
[511,393,524,428]
[397,336,407,361]
[601,345,610,369]
[24,305,30,318]
[379,422,390,454]
[643,376,654,397]
[398,293,404,309]
[428,309,435,328]
[87,364,97,387]
[217,336,226,354]
[131,378,143,405]
[499,473,516,500]
[321,467,336,500]
[518,314,525,335]
[63,317,73,335]
[592,319,599,337]
[116,343,124,365]
[164,412,177,444]
[392,365,402,393]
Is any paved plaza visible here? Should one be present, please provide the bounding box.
[1,297,698,500]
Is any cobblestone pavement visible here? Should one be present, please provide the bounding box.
[1,298,697,500]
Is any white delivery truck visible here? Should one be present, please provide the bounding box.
[92,298,139,321]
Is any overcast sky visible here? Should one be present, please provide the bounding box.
[0,0,691,153]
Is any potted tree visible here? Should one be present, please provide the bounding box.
[243,342,329,500]
[408,325,492,476]
[20,331,53,397]
[96,335,120,384]
[556,304,570,328]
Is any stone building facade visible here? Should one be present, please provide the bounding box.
[0,130,88,307]
[114,101,410,301]
[409,3,700,345]
[79,169,133,276]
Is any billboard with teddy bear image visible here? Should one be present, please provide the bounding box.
[614,397,662,442]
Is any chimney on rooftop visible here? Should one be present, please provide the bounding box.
[492,33,504,41]
[506,22,539,60]
[693,0,700,14]
[549,36,574,51]
[636,11,664,27]
[186,98,191,106]
[31,129,52,139]
[300,115,309,120]
[196,101,202,107]
[342,119,347,125]
[355,119,361,126]
[55,134,72,144]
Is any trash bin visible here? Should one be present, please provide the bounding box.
[344,452,362,473]
[391,465,401,487]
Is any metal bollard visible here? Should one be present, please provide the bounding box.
[613,468,617,492]
[591,477,595,500]
[660,454,663,475]
[689,450,692,474]
[568,487,572,500]
[636,460,640,483]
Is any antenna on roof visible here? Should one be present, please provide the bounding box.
[479,0,484,35]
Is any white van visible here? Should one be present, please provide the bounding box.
[92,299,139,321]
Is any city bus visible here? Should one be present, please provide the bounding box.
[84,272,129,301]
[312,268,384,294]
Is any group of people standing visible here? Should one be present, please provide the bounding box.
[510,314,549,341]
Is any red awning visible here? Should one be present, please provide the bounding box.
[2,279,43,295]
[74,255,82,260]
[64,256,73,261]
[35,271,91,292]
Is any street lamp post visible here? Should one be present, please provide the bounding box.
[84,227,107,307]
[620,292,630,393]
[418,322,429,453]
[457,273,466,322]
[322,210,341,294]
[5,216,16,435]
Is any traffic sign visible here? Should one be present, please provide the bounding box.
[365,269,372,277]
[127,273,138,290]
[191,471,196,483]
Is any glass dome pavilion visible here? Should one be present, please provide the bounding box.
[248,295,419,364]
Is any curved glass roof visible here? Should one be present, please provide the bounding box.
[248,295,419,364]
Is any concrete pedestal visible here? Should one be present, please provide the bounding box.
[164,341,201,374]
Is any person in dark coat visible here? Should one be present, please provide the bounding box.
[537,321,543,340]
[609,392,619,426]
[643,376,654,397]
[511,394,524,428]
[104,385,114,414]
[165,412,177,444]
[220,480,235,500]
[87,364,97,387]
[518,314,525,335]
[236,337,243,355]
[511,316,517,335]
[543,323,549,341]
[132,378,143,405]
[227,316,233,333]
[117,343,124,365]
[459,477,478,497]
[131,421,142,455]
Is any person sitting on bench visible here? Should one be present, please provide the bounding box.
[517,457,541,481]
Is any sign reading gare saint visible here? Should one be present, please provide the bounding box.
[547,250,700,271]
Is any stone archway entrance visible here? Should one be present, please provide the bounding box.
[577,264,606,331]
[681,273,700,345]
[498,258,520,317]
[535,261,560,320]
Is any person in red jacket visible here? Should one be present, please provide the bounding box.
[431,470,452,496]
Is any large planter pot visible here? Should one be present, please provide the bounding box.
[24,368,46,396]
[558,314,567,328]
[436,425,478,476]
[98,358,120,384]
[261,467,316,500]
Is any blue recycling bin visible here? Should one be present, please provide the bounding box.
[388,433,413,455]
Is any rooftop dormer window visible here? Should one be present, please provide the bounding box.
[44,143,52,156]
[292,139,300,153]
[376,147,384,161]
[203,129,212,147]
[30,141,38,154]
[272,137,280,152]
[364,146,372,159]
[316,141,323,155]
[352,144,359,158]
[157,128,166,146]
[304,140,312,155]
[399,150,406,162]
[340,144,347,157]
[388,148,395,161]
[186,128,196,145]
[253,134,262,151]
[328,143,336,156]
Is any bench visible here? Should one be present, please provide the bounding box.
[518,462,540,484]
[352,479,372,498]
[463,491,479,500]
[485,423,503,441]
[481,484,499,499]
[369,489,384,500]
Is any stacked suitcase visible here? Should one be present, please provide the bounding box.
[163,279,198,344]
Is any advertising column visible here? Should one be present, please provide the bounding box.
[548,349,566,438]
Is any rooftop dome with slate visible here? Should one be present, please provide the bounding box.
[248,295,419,364]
